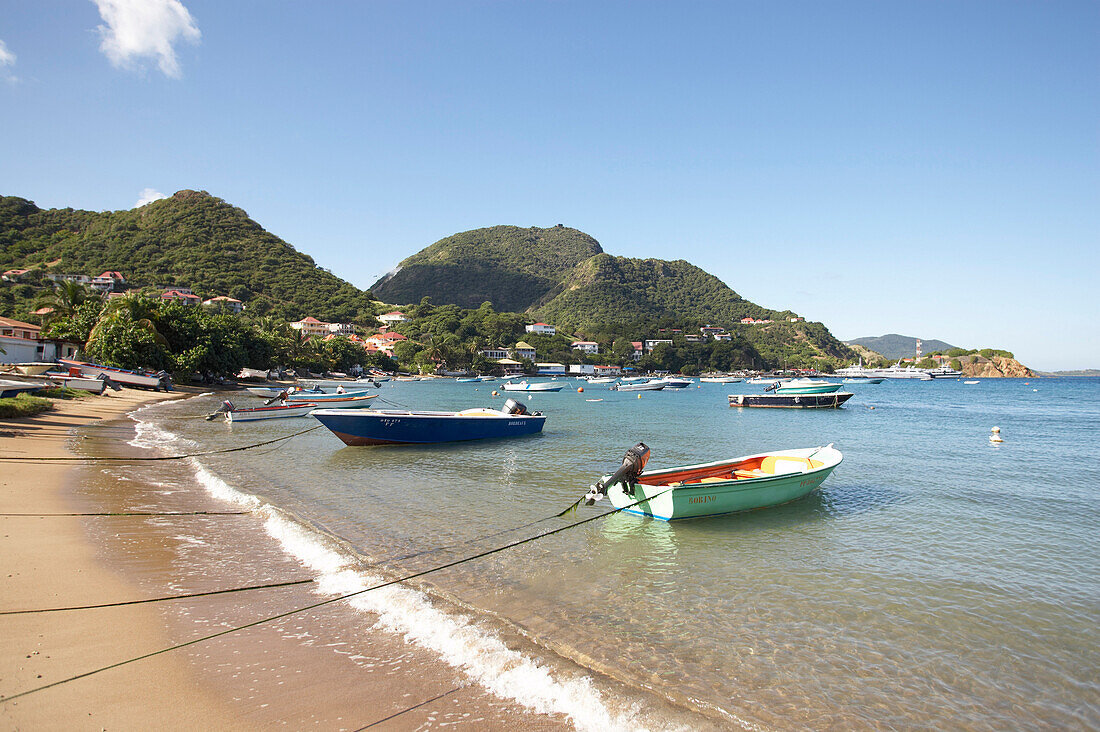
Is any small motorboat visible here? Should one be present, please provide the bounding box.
[208,400,319,422]
[501,381,564,392]
[311,398,546,445]
[282,391,378,409]
[247,386,288,398]
[610,380,665,391]
[842,377,884,384]
[585,377,618,384]
[769,379,842,395]
[582,443,843,521]
[699,376,743,383]
[651,377,693,388]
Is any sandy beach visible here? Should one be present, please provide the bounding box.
[0,389,573,730]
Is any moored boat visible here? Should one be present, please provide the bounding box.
[770,379,843,394]
[247,386,289,398]
[583,443,843,520]
[652,377,693,388]
[609,380,666,391]
[730,392,853,408]
[700,376,743,383]
[283,391,378,409]
[210,400,319,422]
[298,377,380,390]
[311,398,546,445]
[501,380,564,392]
[842,377,884,384]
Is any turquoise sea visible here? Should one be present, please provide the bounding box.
[132,377,1100,729]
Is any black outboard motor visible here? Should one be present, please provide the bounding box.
[584,442,651,504]
[502,398,528,416]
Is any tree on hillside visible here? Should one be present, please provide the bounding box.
[33,280,101,326]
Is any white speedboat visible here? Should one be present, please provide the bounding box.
[502,381,564,392]
[610,381,666,391]
[700,376,743,383]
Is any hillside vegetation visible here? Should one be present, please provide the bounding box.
[0,191,378,323]
[373,225,854,367]
[372,225,603,311]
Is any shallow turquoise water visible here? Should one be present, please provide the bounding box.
[145,377,1100,728]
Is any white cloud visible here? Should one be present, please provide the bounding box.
[92,0,200,78]
[0,39,17,82]
[135,188,168,207]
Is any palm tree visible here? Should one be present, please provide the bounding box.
[88,293,168,348]
[34,280,102,326]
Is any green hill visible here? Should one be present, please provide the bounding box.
[373,225,855,365]
[371,225,603,312]
[0,191,378,323]
[845,334,957,360]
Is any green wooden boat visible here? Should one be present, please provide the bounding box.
[591,444,843,521]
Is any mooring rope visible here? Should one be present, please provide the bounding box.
[0,578,315,616]
[0,511,250,517]
[0,425,323,462]
[0,485,672,703]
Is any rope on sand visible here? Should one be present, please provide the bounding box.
[0,425,323,462]
[0,486,673,704]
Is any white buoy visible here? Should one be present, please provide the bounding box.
[990,426,1004,443]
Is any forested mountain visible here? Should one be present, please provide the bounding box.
[371,225,603,312]
[373,225,855,365]
[845,334,957,360]
[0,191,377,323]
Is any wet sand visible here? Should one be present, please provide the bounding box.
[0,389,574,730]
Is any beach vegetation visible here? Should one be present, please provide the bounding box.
[0,393,54,418]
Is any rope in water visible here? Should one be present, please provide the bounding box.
[0,485,671,703]
[0,425,323,462]
[0,578,315,616]
[0,511,250,517]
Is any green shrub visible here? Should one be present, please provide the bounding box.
[0,393,55,418]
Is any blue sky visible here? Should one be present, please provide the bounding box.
[2,1,1097,370]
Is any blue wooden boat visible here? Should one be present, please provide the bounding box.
[311,399,545,445]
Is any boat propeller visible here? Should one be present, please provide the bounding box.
[583,442,650,505]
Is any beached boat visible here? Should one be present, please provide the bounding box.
[583,443,843,520]
[59,359,172,390]
[770,379,843,395]
[501,381,564,392]
[730,392,853,408]
[0,378,45,398]
[8,362,57,376]
[311,398,546,445]
[610,380,666,391]
[211,400,319,422]
[283,392,378,409]
[3,372,113,394]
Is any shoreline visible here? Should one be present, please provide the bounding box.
[0,388,245,729]
[0,389,584,730]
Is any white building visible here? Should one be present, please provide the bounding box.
[644,339,673,353]
[479,347,510,360]
[571,341,599,354]
[378,311,408,326]
[202,296,244,314]
[512,341,536,360]
[0,317,79,364]
[568,364,595,375]
[536,362,566,375]
[525,322,556,335]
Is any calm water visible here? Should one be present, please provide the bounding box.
[136,377,1100,729]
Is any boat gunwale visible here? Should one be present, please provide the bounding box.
[310,408,545,421]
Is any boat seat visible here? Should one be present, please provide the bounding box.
[734,469,767,479]
[457,408,501,417]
